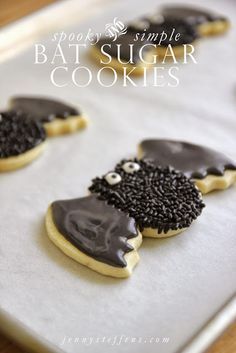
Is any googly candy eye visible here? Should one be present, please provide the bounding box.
[122,161,140,174]
[105,172,122,185]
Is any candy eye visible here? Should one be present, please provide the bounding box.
[122,161,140,174]
[105,172,121,185]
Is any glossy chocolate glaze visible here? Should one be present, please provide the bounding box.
[10,97,80,123]
[140,139,236,179]
[95,33,153,64]
[161,6,227,26]
[51,195,138,268]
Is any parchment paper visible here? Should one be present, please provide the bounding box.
[0,0,235,352]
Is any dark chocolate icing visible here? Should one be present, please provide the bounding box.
[51,195,138,268]
[0,111,46,158]
[127,18,198,46]
[10,97,80,123]
[95,33,153,64]
[161,6,228,27]
[140,139,236,179]
[89,159,205,233]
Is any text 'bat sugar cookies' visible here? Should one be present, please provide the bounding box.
[10,96,88,137]
[139,139,236,194]
[46,159,205,278]
[0,111,46,172]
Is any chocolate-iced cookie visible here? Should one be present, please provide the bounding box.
[46,159,204,277]
[10,96,87,137]
[89,159,205,237]
[46,195,142,278]
[0,111,46,172]
[91,33,155,76]
[139,139,236,194]
[160,5,230,36]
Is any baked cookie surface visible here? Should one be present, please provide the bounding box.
[0,111,46,171]
[139,139,236,193]
[10,96,87,136]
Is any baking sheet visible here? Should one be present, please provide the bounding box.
[0,0,236,353]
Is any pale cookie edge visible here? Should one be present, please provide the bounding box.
[44,115,88,137]
[198,20,230,36]
[194,170,236,194]
[141,227,187,238]
[0,141,46,172]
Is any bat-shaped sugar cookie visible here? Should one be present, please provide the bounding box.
[46,159,205,278]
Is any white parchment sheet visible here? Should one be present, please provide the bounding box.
[0,0,235,352]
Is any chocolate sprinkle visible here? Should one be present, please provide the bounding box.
[89,159,205,233]
[0,111,46,158]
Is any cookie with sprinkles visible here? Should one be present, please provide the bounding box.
[89,159,205,238]
[138,139,236,194]
[160,5,230,37]
[46,158,204,277]
[10,96,88,137]
[46,195,142,278]
[0,111,46,172]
